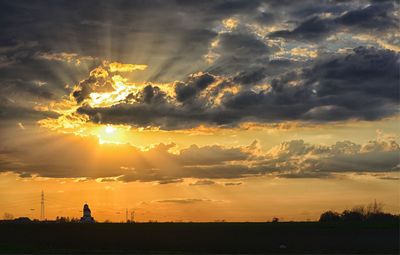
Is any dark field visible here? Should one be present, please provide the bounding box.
[0,222,398,254]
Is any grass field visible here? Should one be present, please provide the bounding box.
[0,222,398,254]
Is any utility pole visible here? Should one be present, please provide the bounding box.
[130,210,135,223]
[40,191,45,221]
[126,208,128,223]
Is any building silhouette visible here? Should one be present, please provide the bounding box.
[80,204,95,223]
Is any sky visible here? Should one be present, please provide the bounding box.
[0,0,399,222]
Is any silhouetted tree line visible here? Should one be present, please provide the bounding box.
[319,201,399,223]
[55,216,80,223]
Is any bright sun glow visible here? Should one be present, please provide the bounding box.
[105,125,116,134]
[93,124,132,145]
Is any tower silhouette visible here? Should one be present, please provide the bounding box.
[40,191,45,221]
[80,204,95,223]
[130,211,135,223]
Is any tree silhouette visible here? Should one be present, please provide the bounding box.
[319,211,341,222]
[319,201,399,223]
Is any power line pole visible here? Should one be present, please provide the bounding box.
[40,191,45,221]
[126,208,128,223]
[130,210,135,223]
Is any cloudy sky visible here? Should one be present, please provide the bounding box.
[0,0,399,222]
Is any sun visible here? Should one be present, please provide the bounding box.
[105,125,116,134]
[93,124,130,145]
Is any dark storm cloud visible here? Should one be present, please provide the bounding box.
[77,103,197,130]
[232,68,268,85]
[78,47,399,129]
[206,31,271,76]
[336,2,397,29]
[205,27,297,87]
[308,47,398,100]
[1,0,398,127]
[289,2,349,18]
[140,85,168,104]
[270,2,398,41]
[175,73,215,102]
[270,16,334,41]
[72,72,114,103]
[253,11,276,25]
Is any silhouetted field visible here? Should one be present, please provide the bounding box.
[0,222,398,254]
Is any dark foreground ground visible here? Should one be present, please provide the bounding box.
[0,222,398,254]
